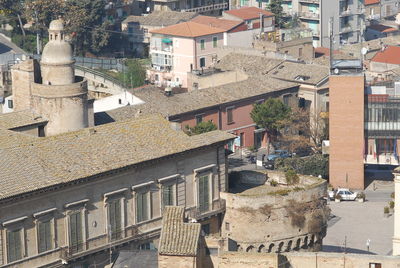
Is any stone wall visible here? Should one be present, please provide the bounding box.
[187,70,248,91]
[216,251,400,268]
[158,255,197,268]
[221,171,328,254]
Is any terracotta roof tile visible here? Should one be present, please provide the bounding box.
[191,15,243,31]
[224,7,274,20]
[371,45,400,65]
[365,0,380,5]
[150,21,225,37]
[159,206,201,256]
[0,110,47,129]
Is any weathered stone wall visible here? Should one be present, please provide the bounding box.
[216,251,400,268]
[221,171,327,254]
[31,79,89,136]
[187,70,248,91]
[158,255,197,268]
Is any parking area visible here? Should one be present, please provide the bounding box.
[323,183,394,255]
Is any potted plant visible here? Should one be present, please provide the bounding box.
[384,206,390,217]
[270,179,278,187]
[335,193,342,203]
[389,200,395,213]
[356,192,365,203]
[391,192,395,199]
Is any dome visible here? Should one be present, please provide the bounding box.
[49,19,64,31]
[41,41,74,65]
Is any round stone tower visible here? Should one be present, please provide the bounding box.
[41,19,75,85]
[31,19,89,136]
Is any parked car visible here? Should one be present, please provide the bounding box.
[328,188,358,201]
[266,150,291,161]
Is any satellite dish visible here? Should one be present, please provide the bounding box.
[361,47,368,55]
[334,68,339,74]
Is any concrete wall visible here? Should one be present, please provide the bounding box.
[187,70,248,91]
[393,170,400,255]
[218,252,278,268]
[220,171,327,254]
[0,145,227,268]
[329,74,365,189]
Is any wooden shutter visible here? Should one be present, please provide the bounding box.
[109,199,121,240]
[143,192,149,221]
[163,185,173,207]
[7,229,21,262]
[69,212,82,252]
[38,220,52,253]
[137,193,143,222]
[199,175,210,212]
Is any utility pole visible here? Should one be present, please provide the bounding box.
[34,10,40,55]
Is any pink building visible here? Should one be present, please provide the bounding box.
[148,21,225,88]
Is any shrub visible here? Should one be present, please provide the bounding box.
[391,192,395,199]
[270,179,278,187]
[389,201,395,209]
[356,192,365,200]
[285,169,299,185]
[335,193,342,200]
[293,187,305,192]
[259,204,273,215]
[384,206,390,214]
[275,154,328,179]
[286,200,306,228]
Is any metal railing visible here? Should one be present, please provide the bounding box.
[299,12,319,20]
[187,199,226,220]
[74,65,130,89]
[182,2,228,13]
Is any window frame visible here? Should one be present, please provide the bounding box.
[212,36,218,48]
[194,165,216,214]
[64,199,88,254]
[104,188,127,241]
[199,57,206,68]
[195,113,204,125]
[200,39,205,50]
[2,216,27,264]
[226,106,235,125]
[132,182,155,224]
[158,174,180,210]
[33,208,57,254]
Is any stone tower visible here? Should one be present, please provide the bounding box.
[30,19,89,136]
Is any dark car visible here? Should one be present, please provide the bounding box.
[266,150,291,161]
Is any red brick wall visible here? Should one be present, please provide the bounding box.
[329,75,365,189]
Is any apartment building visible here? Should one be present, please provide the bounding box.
[0,114,232,267]
[139,0,228,13]
[148,21,225,88]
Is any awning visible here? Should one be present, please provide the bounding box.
[162,38,172,43]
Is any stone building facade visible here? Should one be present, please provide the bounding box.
[0,114,233,268]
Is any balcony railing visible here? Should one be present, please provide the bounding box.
[299,0,319,4]
[182,2,228,13]
[299,12,319,20]
[59,224,155,262]
[187,199,226,220]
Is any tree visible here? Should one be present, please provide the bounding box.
[251,98,291,150]
[118,59,146,88]
[267,0,284,28]
[185,121,217,136]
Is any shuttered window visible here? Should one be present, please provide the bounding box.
[108,199,122,240]
[38,219,53,253]
[6,229,22,263]
[69,212,83,253]
[162,184,174,207]
[136,192,149,223]
[198,174,210,213]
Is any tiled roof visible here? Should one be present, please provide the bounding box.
[122,11,198,27]
[191,15,243,31]
[0,114,234,201]
[368,24,398,33]
[268,61,329,86]
[224,7,274,20]
[159,206,201,256]
[0,110,47,129]
[365,0,380,5]
[100,54,297,122]
[150,21,225,38]
[371,45,400,65]
[0,129,38,149]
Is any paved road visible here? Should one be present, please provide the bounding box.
[323,185,394,255]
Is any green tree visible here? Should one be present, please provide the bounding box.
[118,59,146,88]
[251,98,291,149]
[267,0,284,28]
[185,121,217,136]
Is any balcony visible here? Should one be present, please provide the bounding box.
[60,222,161,262]
[182,2,228,13]
[365,154,400,165]
[187,199,226,220]
[340,9,352,17]
[339,25,353,33]
[299,12,320,20]
[299,0,319,4]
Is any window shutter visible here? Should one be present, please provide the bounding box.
[115,199,122,238]
[45,220,52,251]
[76,212,82,250]
[38,222,45,253]
[143,192,149,221]
[137,193,143,222]
[7,229,21,262]
[69,214,77,248]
